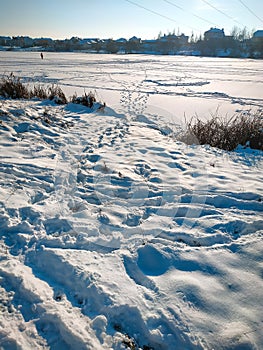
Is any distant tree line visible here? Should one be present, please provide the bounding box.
[0,27,262,58]
[194,27,263,58]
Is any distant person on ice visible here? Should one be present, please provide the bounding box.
[40,52,44,59]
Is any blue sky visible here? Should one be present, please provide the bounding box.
[0,0,262,39]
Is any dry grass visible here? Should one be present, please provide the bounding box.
[71,92,96,108]
[30,85,48,99]
[180,111,263,151]
[0,74,101,108]
[47,85,67,104]
[0,73,67,103]
[0,73,30,99]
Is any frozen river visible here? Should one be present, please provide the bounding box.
[0,51,263,122]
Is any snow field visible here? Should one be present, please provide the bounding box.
[0,53,263,349]
[1,52,263,121]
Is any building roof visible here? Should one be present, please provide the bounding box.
[116,38,127,43]
[129,36,141,41]
[253,30,263,38]
[205,28,224,34]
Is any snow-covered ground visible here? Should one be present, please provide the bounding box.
[0,53,263,349]
[1,52,263,121]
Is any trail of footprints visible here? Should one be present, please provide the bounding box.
[97,122,129,148]
[1,101,263,349]
[61,116,263,249]
[1,106,262,254]
[77,140,165,230]
[0,255,103,350]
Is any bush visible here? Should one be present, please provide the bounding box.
[0,73,68,104]
[180,111,263,151]
[30,84,48,99]
[0,73,29,99]
[0,74,105,110]
[47,85,67,104]
[70,91,96,108]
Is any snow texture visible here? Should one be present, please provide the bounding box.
[0,52,262,350]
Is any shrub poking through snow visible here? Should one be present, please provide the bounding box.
[71,91,96,108]
[0,73,67,103]
[47,85,67,104]
[180,111,263,151]
[0,73,30,99]
[30,84,48,99]
[0,74,105,109]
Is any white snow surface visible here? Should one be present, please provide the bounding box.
[0,53,263,350]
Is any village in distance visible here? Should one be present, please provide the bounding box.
[1,27,263,58]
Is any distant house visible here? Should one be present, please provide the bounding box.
[142,39,156,48]
[80,38,100,44]
[116,38,127,43]
[159,34,188,44]
[12,36,34,47]
[129,36,141,43]
[253,30,263,38]
[125,36,141,53]
[23,36,34,46]
[115,38,127,52]
[178,34,189,46]
[204,28,225,40]
[143,39,156,45]
[159,34,176,42]
[0,36,11,45]
[251,30,263,58]
[33,38,53,47]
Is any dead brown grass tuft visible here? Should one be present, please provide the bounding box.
[180,111,263,151]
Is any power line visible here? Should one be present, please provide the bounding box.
[163,0,218,27]
[124,0,180,24]
[124,0,201,32]
[237,0,263,25]
[200,0,245,27]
